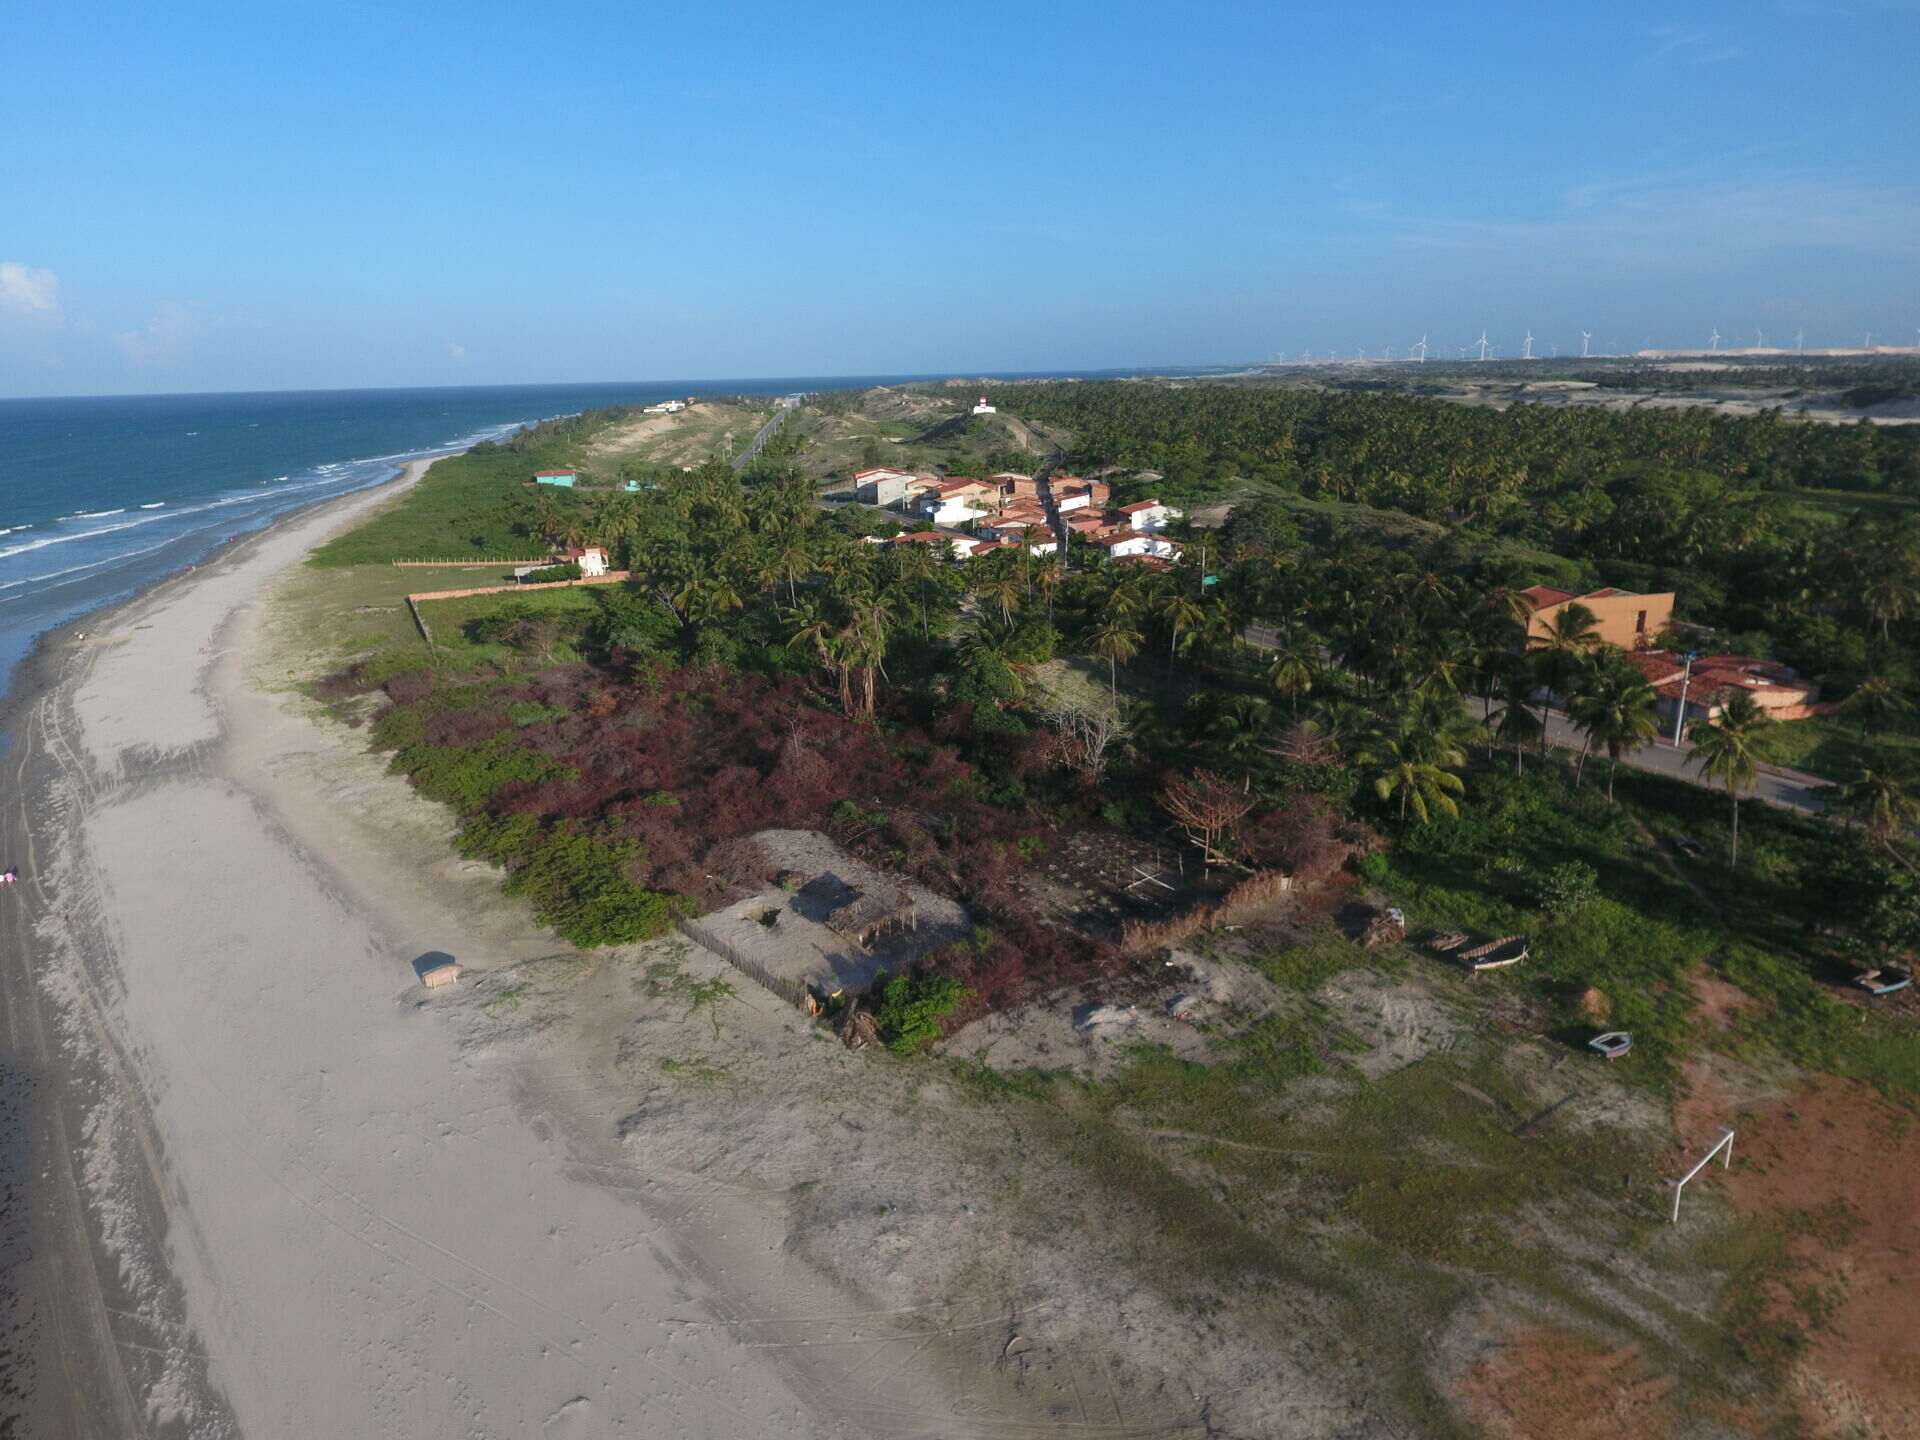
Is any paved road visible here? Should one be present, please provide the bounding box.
[1537,708,1827,815]
[730,395,799,473]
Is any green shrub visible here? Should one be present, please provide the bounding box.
[521,562,582,584]
[391,737,571,814]
[508,701,569,726]
[870,972,966,1054]
[504,830,685,947]
[1534,859,1600,917]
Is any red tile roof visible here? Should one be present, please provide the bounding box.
[1518,584,1576,610]
[1118,500,1162,514]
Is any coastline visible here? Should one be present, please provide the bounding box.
[0,456,450,1439]
[0,456,1080,1437]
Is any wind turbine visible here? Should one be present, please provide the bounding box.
[1581,330,1592,358]
[1796,327,1805,352]
[1411,335,1428,362]
[1864,332,1874,348]
[1709,328,1721,352]
[1755,328,1765,349]
[1522,330,1535,360]
[1384,345,1394,361]
[1476,331,1490,361]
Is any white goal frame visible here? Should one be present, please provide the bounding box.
[1669,1128,1734,1223]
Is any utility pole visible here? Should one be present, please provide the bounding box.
[1670,651,1699,747]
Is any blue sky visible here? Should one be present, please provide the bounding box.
[3,0,1917,395]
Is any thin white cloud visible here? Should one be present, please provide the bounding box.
[448,342,467,362]
[1644,25,1747,65]
[114,301,202,365]
[0,261,61,314]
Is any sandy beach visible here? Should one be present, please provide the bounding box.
[0,461,1097,1439]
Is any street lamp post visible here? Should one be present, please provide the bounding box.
[1670,651,1700,747]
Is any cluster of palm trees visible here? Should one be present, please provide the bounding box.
[514,460,1917,871]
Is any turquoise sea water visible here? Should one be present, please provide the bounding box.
[0,372,1202,700]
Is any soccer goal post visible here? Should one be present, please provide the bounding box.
[1670,1128,1734,1223]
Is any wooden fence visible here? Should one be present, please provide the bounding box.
[1118,869,1293,955]
[676,918,809,1010]
[405,572,632,603]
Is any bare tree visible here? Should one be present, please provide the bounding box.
[1046,702,1132,786]
[1159,769,1255,874]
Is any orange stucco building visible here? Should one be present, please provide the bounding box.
[1518,585,1674,651]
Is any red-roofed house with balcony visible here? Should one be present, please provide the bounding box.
[1054,478,1111,511]
[1518,584,1674,652]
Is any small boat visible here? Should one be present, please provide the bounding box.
[1589,1031,1633,1060]
[1458,935,1531,971]
[1853,965,1913,996]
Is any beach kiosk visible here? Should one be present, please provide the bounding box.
[420,960,463,991]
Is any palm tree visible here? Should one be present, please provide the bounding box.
[770,534,813,607]
[971,567,1022,624]
[1570,658,1663,801]
[1265,630,1317,718]
[1356,708,1469,824]
[1687,690,1770,866]
[1088,618,1143,699]
[1201,694,1274,791]
[1158,591,1206,675]
[1489,666,1545,775]
[1818,764,1920,873]
[1836,672,1913,744]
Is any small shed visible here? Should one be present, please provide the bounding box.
[826,890,917,949]
[533,470,577,487]
[420,960,463,990]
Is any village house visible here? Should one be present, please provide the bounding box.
[1053,478,1111,511]
[1519,584,1675,651]
[888,531,963,560]
[1118,498,1181,531]
[854,467,938,507]
[513,544,609,582]
[915,478,1000,526]
[533,470,577,488]
[976,513,1046,542]
[1623,650,1825,727]
[1092,531,1182,562]
[989,472,1039,500]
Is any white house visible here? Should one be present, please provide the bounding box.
[565,545,611,576]
[854,467,936,506]
[915,479,998,526]
[971,395,996,415]
[1118,499,1181,532]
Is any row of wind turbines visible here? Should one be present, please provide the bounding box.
[1269,325,1920,365]
[1267,331,1596,364]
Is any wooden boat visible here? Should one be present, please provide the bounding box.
[1458,934,1530,971]
[1589,1031,1633,1060]
[1853,965,1913,996]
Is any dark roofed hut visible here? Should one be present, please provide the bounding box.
[826,890,917,950]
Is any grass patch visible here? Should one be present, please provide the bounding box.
[1750,715,1920,783]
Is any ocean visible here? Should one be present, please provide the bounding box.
[0,370,1206,703]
